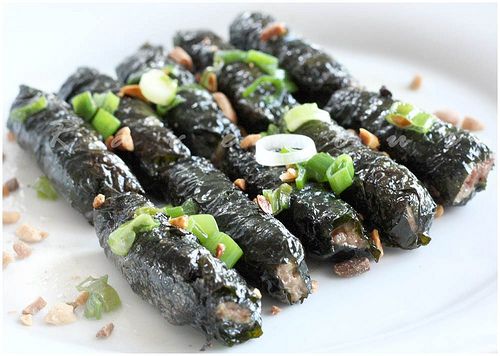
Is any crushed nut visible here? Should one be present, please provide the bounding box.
[270,305,281,315]
[118,84,148,102]
[169,215,189,229]
[93,194,106,209]
[255,195,272,214]
[168,47,193,71]
[3,251,14,269]
[96,322,115,339]
[371,229,384,258]
[260,22,287,42]
[22,296,47,315]
[3,211,21,224]
[44,303,77,325]
[71,291,90,310]
[13,241,32,259]
[461,116,484,131]
[110,127,134,152]
[215,243,226,258]
[279,168,298,183]
[7,131,16,142]
[359,128,380,150]
[434,109,461,126]
[435,204,444,218]
[333,257,371,277]
[203,72,218,92]
[15,224,47,243]
[20,314,33,326]
[252,288,262,300]
[213,92,238,123]
[240,134,261,150]
[233,178,246,191]
[3,177,20,197]
[391,115,412,128]
[409,74,422,90]
[311,280,319,294]
[104,135,114,150]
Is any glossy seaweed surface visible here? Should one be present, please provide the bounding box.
[177,32,436,249]
[7,86,143,223]
[60,66,311,304]
[326,88,494,206]
[167,86,373,261]
[94,192,263,345]
[229,12,356,105]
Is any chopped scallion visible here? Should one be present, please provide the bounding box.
[385,101,435,133]
[327,166,354,195]
[330,154,354,179]
[156,95,185,116]
[203,231,243,268]
[284,103,331,132]
[11,94,48,123]
[76,275,121,320]
[71,91,97,121]
[181,198,199,215]
[295,164,308,190]
[305,152,335,182]
[93,92,120,114]
[247,50,279,74]
[187,214,219,244]
[33,176,58,200]
[139,69,178,106]
[262,183,293,215]
[91,109,121,139]
[242,75,284,99]
[164,206,184,218]
[107,213,159,256]
[214,50,248,68]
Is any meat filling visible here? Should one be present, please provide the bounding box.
[331,222,368,250]
[215,302,252,324]
[276,263,308,304]
[454,158,494,204]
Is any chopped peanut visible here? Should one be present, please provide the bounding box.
[359,128,380,150]
[434,109,461,126]
[104,135,114,150]
[409,74,422,90]
[435,204,444,218]
[13,241,32,259]
[252,288,262,300]
[20,314,33,326]
[168,47,193,71]
[3,251,14,269]
[255,195,272,214]
[96,322,115,339]
[270,305,281,315]
[203,72,218,92]
[371,229,384,258]
[22,296,47,315]
[233,178,246,191]
[118,85,148,102]
[240,134,261,150]
[110,127,134,152]
[169,215,189,229]
[279,168,298,183]
[260,22,287,42]
[72,291,90,310]
[391,115,412,128]
[15,224,47,243]
[3,211,21,224]
[3,177,20,197]
[93,194,106,209]
[461,116,484,131]
[7,131,16,142]
[213,92,238,123]
[311,280,319,294]
[44,303,77,325]
[215,243,226,259]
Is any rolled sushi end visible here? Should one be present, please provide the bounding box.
[330,221,374,260]
[453,157,495,205]
[276,262,311,304]
[214,301,263,345]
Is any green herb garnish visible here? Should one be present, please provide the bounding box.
[77,275,121,320]
[11,95,48,123]
[33,176,58,200]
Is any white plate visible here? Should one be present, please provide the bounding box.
[2,2,497,353]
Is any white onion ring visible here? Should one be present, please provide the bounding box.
[255,134,317,166]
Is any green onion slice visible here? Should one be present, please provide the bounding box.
[11,94,48,123]
[242,75,284,100]
[255,134,317,166]
[33,176,58,200]
[107,213,159,256]
[327,166,354,195]
[164,206,184,218]
[214,50,248,68]
[71,91,97,121]
[284,103,331,132]
[262,183,293,215]
[139,69,178,106]
[93,92,120,114]
[187,214,219,243]
[203,231,243,269]
[91,109,121,139]
[385,101,435,133]
[156,95,185,116]
[305,152,335,183]
[330,154,355,179]
[76,275,121,320]
[246,50,279,74]
[295,163,308,190]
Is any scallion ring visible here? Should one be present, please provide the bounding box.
[255,134,317,166]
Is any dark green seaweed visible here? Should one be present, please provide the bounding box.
[60,66,311,304]
[176,31,436,249]
[167,86,374,261]
[7,86,143,223]
[94,192,263,345]
[229,12,356,105]
[325,88,494,206]
[115,43,195,85]
[8,85,262,345]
